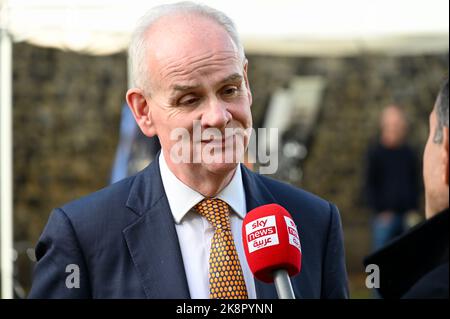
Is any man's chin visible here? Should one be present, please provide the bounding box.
[203,161,240,175]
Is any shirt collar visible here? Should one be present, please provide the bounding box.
[159,152,246,224]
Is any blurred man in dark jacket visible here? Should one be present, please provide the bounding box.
[365,78,449,299]
[364,105,420,251]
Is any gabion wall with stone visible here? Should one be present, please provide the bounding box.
[10,43,448,292]
[13,43,127,244]
[247,53,448,273]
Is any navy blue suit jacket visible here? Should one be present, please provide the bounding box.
[29,157,349,299]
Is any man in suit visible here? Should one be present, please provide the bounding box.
[29,2,349,299]
[364,78,449,299]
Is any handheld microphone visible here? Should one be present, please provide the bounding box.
[242,204,302,299]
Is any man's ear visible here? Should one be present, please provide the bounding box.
[243,59,253,107]
[126,88,156,137]
[442,126,449,186]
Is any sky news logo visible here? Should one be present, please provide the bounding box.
[246,216,279,253]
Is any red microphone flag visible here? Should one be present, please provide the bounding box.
[242,203,302,283]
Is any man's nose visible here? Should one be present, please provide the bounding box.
[201,98,232,129]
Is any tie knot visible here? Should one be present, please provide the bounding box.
[194,198,231,230]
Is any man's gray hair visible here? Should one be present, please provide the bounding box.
[434,78,449,143]
[128,1,245,93]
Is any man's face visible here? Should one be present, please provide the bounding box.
[380,106,407,148]
[423,106,449,218]
[141,14,252,176]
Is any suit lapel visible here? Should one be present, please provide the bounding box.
[240,165,279,299]
[121,160,282,299]
[123,156,190,299]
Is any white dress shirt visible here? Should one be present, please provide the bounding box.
[159,152,257,299]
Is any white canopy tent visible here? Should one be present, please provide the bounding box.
[4,0,450,56]
[1,0,449,298]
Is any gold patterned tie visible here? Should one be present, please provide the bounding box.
[194,198,249,299]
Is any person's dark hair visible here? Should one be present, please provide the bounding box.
[434,78,449,143]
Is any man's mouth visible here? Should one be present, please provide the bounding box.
[201,137,228,145]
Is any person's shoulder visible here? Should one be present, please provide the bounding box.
[251,171,336,220]
[402,262,449,299]
[248,171,342,246]
[59,173,139,221]
[261,173,329,203]
[37,172,144,250]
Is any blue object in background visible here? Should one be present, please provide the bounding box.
[110,103,160,184]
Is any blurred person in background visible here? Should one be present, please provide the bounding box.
[364,104,421,251]
[365,78,448,299]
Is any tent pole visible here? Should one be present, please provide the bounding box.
[0,0,14,299]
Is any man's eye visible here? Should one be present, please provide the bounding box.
[178,95,199,106]
[222,86,239,97]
